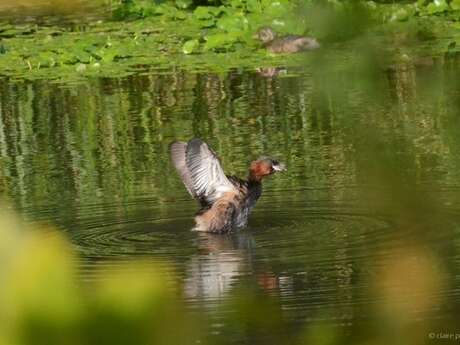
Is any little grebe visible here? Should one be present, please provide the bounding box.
[256,27,320,54]
[170,138,286,233]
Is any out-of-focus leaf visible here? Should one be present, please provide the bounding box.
[426,0,448,14]
[182,39,199,54]
[176,0,192,9]
[193,6,214,20]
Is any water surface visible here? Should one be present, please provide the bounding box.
[1,49,460,339]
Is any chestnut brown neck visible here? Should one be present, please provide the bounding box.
[248,170,263,182]
[248,161,270,182]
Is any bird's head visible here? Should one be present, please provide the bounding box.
[255,27,277,44]
[249,157,286,181]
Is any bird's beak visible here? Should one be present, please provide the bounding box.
[273,162,286,172]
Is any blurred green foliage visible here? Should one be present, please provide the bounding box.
[1,3,460,341]
[0,208,203,345]
[0,209,329,345]
[0,204,453,345]
[0,2,459,345]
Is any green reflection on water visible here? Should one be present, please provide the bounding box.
[1,37,460,343]
[1,51,459,208]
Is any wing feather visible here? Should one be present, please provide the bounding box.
[170,139,237,204]
[185,138,237,203]
[170,141,195,196]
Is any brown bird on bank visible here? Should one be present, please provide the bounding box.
[255,27,320,54]
[170,138,286,233]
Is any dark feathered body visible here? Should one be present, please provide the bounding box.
[193,176,263,233]
[170,139,285,233]
[256,27,320,54]
[266,36,320,54]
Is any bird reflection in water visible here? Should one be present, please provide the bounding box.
[184,232,255,299]
[184,231,296,300]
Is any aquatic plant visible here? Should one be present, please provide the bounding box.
[0,0,459,81]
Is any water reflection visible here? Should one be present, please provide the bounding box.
[1,52,460,332]
[185,232,254,300]
[184,218,357,323]
[255,67,287,78]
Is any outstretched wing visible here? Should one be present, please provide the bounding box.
[170,141,194,196]
[170,138,237,204]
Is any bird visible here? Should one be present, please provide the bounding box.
[170,138,286,233]
[255,27,320,54]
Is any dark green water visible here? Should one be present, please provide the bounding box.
[1,50,460,339]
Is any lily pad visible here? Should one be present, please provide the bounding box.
[182,39,199,54]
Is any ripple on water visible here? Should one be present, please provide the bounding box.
[22,188,460,323]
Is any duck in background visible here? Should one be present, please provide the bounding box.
[255,27,320,54]
[170,138,286,233]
